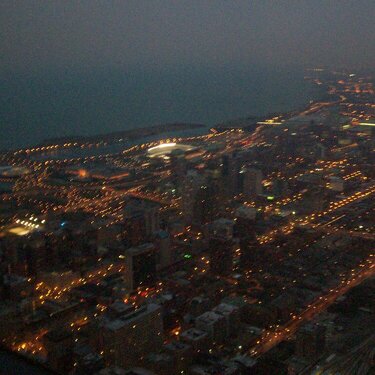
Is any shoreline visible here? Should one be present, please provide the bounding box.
[0,68,324,153]
[0,76,325,156]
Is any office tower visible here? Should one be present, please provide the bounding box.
[208,218,235,275]
[181,170,205,225]
[243,167,263,199]
[44,328,74,373]
[221,153,237,197]
[234,205,256,237]
[124,243,157,291]
[123,199,160,246]
[238,237,259,270]
[154,230,172,269]
[100,303,163,368]
[193,170,223,225]
[234,205,257,269]
[24,233,46,276]
[272,178,288,197]
[123,214,146,248]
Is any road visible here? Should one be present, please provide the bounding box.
[258,183,375,244]
[249,257,375,357]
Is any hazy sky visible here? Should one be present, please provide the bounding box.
[1,0,374,72]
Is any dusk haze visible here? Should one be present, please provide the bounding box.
[0,1,374,375]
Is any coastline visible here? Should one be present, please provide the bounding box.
[0,67,324,153]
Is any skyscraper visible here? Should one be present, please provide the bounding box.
[243,167,263,199]
[123,198,160,246]
[154,230,172,269]
[181,170,205,225]
[208,219,235,275]
[100,303,163,368]
[193,169,225,226]
[124,243,157,291]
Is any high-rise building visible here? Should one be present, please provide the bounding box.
[24,233,46,276]
[315,143,327,160]
[234,205,256,237]
[272,178,288,197]
[234,206,257,269]
[209,218,234,239]
[238,237,259,270]
[181,170,205,224]
[124,243,157,291]
[208,219,235,275]
[123,199,160,246]
[327,176,344,192]
[100,303,163,368]
[154,230,172,270]
[193,171,223,225]
[44,328,74,373]
[221,154,237,198]
[243,167,263,199]
[123,214,146,248]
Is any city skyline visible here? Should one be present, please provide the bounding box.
[0,2,374,374]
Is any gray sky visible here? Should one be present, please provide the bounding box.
[1,0,374,72]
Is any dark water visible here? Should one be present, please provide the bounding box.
[0,65,321,150]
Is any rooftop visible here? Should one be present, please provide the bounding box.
[147,142,196,158]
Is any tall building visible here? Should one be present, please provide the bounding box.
[221,154,237,198]
[124,243,157,291]
[208,219,235,275]
[44,328,74,373]
[238,237,259,270]
[181,170,205,224]
[123,214,147,248]
[154,230,172,269]
[315,143,327,160]
[193,173,223,226]
[100,303,163,368]
[23,233,46,276]
[234,205,256,237]
[123,199,160,246]
[234,205,257,269]
[272,178,288,197]
[209,218,234,239]
[243,167,263,199]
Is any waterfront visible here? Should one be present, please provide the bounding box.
[0,67,374,375]
[0,65,321,150]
